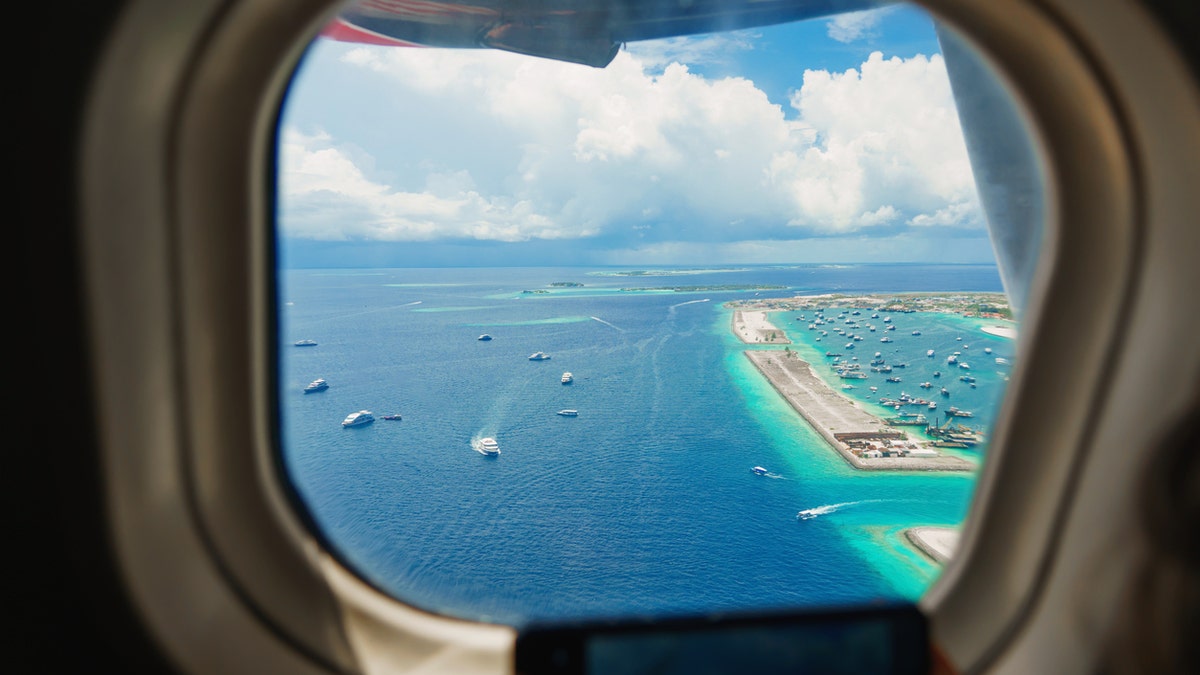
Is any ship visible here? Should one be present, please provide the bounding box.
[529,352,551,361]
[474,437,500,456]
[303,378,329,394]
[294,339,318,347]
[561,372,573,384]
[341,410,374,428]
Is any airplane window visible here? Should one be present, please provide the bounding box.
[275,0,1045,626]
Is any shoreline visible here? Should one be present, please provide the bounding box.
[981,324,1018,340]
[732,310,791,344]
[744,350,974,472]
[904,527,960,565]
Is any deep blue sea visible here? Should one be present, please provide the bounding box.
[279,264,1013,626]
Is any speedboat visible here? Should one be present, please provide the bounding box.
[751,466,769,476]
[303,378,328,393]
[561,372,573,384]
[475,437,500,456]
[984,347,993,354]
[381,414,402,421]
[886,376,902,383]
[341,410,374,428]
[477,334,492,341]
[912,330,922,336]
[556,409,578,417]
[294,339,318,347]
[529,352,551,361]
[927,349,935,357]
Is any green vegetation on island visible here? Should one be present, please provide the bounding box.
[726,291,1012,319]
[549,282,585,287]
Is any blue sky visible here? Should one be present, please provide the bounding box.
[278,4,999,268]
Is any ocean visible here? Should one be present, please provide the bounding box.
[279,264,1012,626]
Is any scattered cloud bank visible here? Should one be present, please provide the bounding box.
[279,43,981,249]
[826,8,890,43]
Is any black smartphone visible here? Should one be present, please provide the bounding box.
[515,603,929,675]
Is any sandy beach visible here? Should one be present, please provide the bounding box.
[745,351,974,472]
[904,527,960,565]
[732,310,791,344]
[981,324,1017,340]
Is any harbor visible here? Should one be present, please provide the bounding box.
[744,349,974,472]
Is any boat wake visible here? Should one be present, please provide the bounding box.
[670,298,710,309]
[590,316,624,332]
[796,499,885,520]
[400,300,422,307]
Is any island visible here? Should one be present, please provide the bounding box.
[904,526,960,565]
[727,291,1013,320]
[549,282,584,287]
[732,295,984,472]
[744,350,974,471]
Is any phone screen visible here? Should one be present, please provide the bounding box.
[516,604,928,674]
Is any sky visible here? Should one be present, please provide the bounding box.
[277,3,1000,268]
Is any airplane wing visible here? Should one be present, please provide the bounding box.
[323,0,892,67]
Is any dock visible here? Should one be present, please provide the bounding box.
[744,350,974,471]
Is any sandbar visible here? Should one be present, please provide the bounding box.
[732,310,791,344]
[904,527,960,565]
[981,324,1017,340]
[745,350,974,471]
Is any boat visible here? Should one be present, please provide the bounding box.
[341,410,374,428]
[886,324,897,331]
[960,375,977,383]
[561,372,573,384]
[947,355,958,364]
[947,407,975,418]
[381,414,402,421]
[880,337,893,343]
[528,352,551,361]
[984,347,993,354]
[928,402,938,410]
[477,334,492,341]
[996,357,1011,365]
[556,409,578,417]
[920,381,933,389]
[927,349,935,357]
[886,376,902,383]
[933,371,941,378]
[886,413,928,426]
[941,387,950,397]
[959,363,971,370]
[751,466,769,476]
[474,437,500,456]
[912,330,922,336]
[294,339,318,347]
[303,378,328,393]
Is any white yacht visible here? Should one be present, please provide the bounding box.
[475,437,500,456]
[341,410,374,428]
[556,409,578,417]
[294,339,318,347]
[751,466,769,476]
[303,378,329,394]
[477,334,492,341]
[927,349,935,357]
[561,372,573,384]
[529,352,551,361]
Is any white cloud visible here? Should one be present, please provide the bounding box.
[826,8,890,43]
[279,44,982,245]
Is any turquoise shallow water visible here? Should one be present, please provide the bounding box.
[279,265,1009,625]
